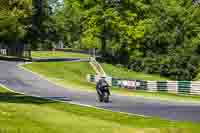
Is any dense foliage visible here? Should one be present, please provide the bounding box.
[0,0,32,43]
[140,0,200,80]
[1,0,200,80]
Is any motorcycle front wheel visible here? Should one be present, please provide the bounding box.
[98,94,104,102]
[103,92,109,103]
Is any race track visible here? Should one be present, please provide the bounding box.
[0,60,200,122]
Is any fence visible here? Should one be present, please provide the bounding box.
[87,74,200,95]
[0,49,7,56]
[0,48,31,58]
[0,43,31,58]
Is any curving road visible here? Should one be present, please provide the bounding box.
[1,60,200,122]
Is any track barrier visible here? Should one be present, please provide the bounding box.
[87,74,200,95]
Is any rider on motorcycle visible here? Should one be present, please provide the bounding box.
[96,77,111,102]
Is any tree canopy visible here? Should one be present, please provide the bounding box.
[1,0,200,80]
[0,0,32,43]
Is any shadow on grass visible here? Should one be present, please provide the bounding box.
[0,92,56,105]
[0,56,31,62]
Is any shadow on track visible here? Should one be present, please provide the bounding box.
[0,92,56,105]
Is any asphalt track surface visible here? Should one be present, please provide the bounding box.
[1,60,200,122]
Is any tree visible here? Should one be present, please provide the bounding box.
[135,0,200,80]
[0,0,32,43]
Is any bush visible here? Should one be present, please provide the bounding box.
[129,55,199,80]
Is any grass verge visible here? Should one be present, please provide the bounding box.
[31,51,90,59]
[0,85,200,133]
[24,62,95,90]
[101,63,169,81]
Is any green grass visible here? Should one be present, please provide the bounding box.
[0,86,200,133]
[24,62,95,90]
[101,63,169,81]
[23,62,200,103]
[31,51,90,59]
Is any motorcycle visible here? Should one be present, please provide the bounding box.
[97,86,110,103]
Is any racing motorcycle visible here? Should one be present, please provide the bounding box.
[97,86,110,103]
